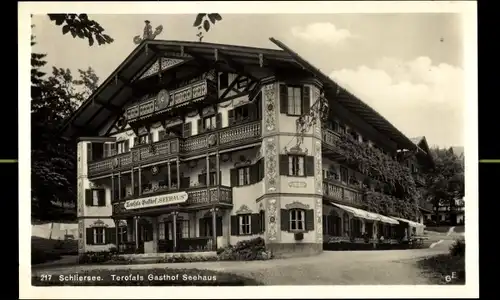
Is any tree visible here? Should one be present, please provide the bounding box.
[31,18,105,221]
[193,13,223,42]
[424,147,465,225]
[47,14,114,46]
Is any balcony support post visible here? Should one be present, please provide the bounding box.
[111,173,115,202]
[131,167,135,196]
[176,158,180,189]
[206,154,210,186]
[118,172,122,200]
[216,151,220,185]
[167,161,172,189]
[134,216,140,252]
[172,211,178,252]
[138,166,142,196]
[211,207,218,251]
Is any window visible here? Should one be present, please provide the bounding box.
[138,134,149,145]
[235,105,250,121]
[288,155,305,176]
[158,222,165,240]
[204,115,216,131]
[181,220,190,238]
[287,86,302,116]
[116,140,129,154]
[289,209,305,231]
[118,226,127,243]
[238,214,251,235]
[94,227,105,245]
[219,73,229,90]
[238,167,251,186]
[92,190,99,206]
[259,210,265,233]
[340,166,349,183]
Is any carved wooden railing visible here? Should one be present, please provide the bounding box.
[323,179,363,206]
[112,185,233,215]
[125,79,217,121]
[88,121,261,177]
[322,129,341,148]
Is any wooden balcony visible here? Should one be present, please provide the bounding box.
[323,179,363,207]
[125,79,217,122]
[112,185,233,216]
[87,121,261,177]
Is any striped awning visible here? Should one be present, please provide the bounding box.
[331,203,399,225]
[391,216,425,227]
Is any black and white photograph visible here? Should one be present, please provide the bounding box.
[20,1,478,298]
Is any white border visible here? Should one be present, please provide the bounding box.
[19,1,479,299]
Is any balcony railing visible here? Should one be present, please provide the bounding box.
[87,121,261,177]
[323,179,363,206]
[125,79,217,122]
[322,129,341,149]
[112,185,233,215]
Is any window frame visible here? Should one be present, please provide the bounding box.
[289,209,306,232]
[237,166,251,186]
[203,115,217,131]
[93,227,105,245]
[116,140,129,154]
[92,189,100,206]
[286,85,303,116]
[288,154,306,177]
[238,214,252,235]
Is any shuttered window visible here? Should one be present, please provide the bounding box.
[94,228,105,245]
[280,84,311,116]
[238,167,251,186]
[288,155,305,176]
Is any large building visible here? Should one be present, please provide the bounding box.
[61,37,433,257]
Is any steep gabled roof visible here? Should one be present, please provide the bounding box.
[61,38,418,151]
[409,135,435,167]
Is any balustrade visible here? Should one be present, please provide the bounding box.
[112,185,233,215]
[323,179,363,206]
[88,121,261,177]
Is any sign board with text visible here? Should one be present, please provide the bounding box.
[124,192,188,210]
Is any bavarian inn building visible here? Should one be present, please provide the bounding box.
[61,39,433,257]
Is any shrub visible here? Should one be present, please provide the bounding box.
[78,250,117,264]
[217,237,271,261]
[449,238,465,257]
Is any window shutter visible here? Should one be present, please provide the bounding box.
[280,209,289,232]
[230,216,238,236]
[251,213,260,234]
[302,86,311,114]
[322,215,327,234]
[260,210,266,232]
[199,219,206,237]
[124,140,130,152]
[279,84,288,114]
[250,164,259,184]
[133,137,138,147]
[106,227,116,245]
[148,133,153,143]
[198,174,206,186]
[216,217,223,236]
[227,109,235,125]
[110,143,117,156]
[258,159,264,181]
[86,228,94,245]
[183,122,192,138]
[197,119,203,134]
[87,143,93,162]
[85,189,93,206]
[305,209,315,231]
[305,156,315,176]
[230,168,238,187]
[279,155,289,176]
[216,113,222,129]
[98,189,106,206]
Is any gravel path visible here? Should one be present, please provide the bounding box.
[32,242,452,285]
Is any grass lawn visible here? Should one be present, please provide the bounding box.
[32,237,79,265]
[32,268,260,286]
[417,254,465,285]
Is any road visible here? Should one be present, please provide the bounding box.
[32,240,453,285]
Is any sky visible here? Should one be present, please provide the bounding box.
[31,13,465,148]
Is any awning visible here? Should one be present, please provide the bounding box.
[391,216,424,227]
[330,203,399,225]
